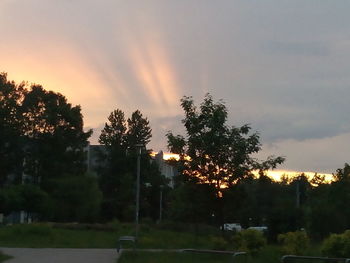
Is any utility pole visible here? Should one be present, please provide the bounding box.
[159,185,163,223]
[135,144,143,239]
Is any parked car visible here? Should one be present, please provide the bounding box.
[223,223,242,232]
[247,226,268,233]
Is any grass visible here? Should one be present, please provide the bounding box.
[0,251,12,262]
[0,222,324,263]
[0,223,120,248]
[0,222,225,249]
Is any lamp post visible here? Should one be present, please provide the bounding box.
[159,185,164,223]
[135,144,143,239]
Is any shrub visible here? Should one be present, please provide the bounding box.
[0,185,51,216]
[322,230,350,257]
[233,229,266,254]
[50,174,102,222]
[278,231,310,255]
[210,236,228,250]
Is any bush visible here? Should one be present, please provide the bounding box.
[233,229,266,254]
[322,230,350,257]
[210,236,228,250]
[0,185,51,216]
[49,174,102,222]
[278,231,310,255]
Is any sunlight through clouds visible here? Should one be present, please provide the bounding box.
[2,0,350,172]
[127,32,180,116]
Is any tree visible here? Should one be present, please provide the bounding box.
[166,94,285,226]
[21,85,92,186]
[0,73,25,185]
[126,110,152,148]
[1,73,92,186]
[167,94,284,194]
[49,173,102,222]
[98,109,129,220]
[98,109,158,221]
[1,73,95,221]
[307,163,350,239]
[334,163,350,181]
[99,109,127,147]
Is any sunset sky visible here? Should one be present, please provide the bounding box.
[1,1,350,174]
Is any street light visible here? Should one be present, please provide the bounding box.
[135,144,144,239]
[159,185,164,223]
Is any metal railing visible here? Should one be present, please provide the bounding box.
[282,255,350,263]
[181,249,247,262]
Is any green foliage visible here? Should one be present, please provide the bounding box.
[0,73,92,222]
[321,230,350,257]
[21,84,91,184]
[0,184,50,215]
[0,73,24,186]
[167,182,216,224]
[126,110,152,148]
[307,165,350,240]
[277,231,310,255]
[49,174,102,222]
[98,108,167,222]
[334,163,350,181]
[167,94,284,190]
[166,94,284,226]
[20,184,52,215]
[233,229,267,254]
[99,109,127,147]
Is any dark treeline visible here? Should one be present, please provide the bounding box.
[1,73,350,242]
[0,73,167,223]
[170,168,350,241]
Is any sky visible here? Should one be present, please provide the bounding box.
[1,0,350,174]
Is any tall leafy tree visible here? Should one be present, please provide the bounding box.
[167,94,284,194]
[167,94,285,226]
[98,109,156,221]
[0,73,24,185]
[126,110,152,148]
[20,85,92,186]
[0,73,91,186]
[98,109,129,220]
[99,109,127,147]
[0,73,98,222]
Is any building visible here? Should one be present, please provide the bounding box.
[86,144,177,186]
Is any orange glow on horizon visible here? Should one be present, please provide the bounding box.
[2,43,116,128]
[254,170,334,184]
[151,152,335,183]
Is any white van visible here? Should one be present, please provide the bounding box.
[223,223,242,232]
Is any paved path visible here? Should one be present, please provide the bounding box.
[0,248,120,263]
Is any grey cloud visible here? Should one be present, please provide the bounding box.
[229,85,350,143]
[257,132,350,173]
[263,41,331,56]
[3,0,350,172]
